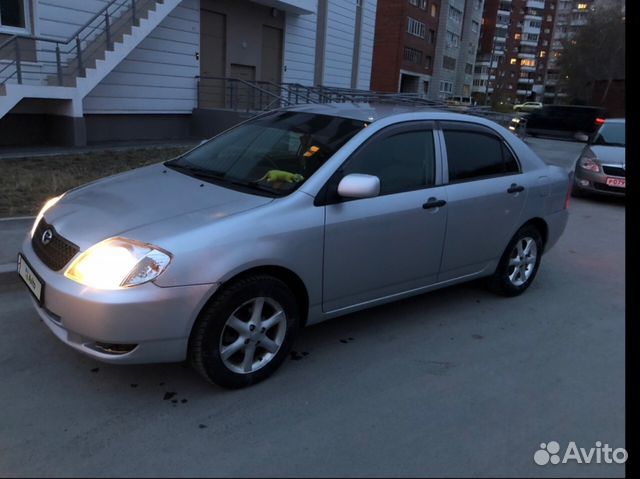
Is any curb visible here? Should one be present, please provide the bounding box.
[0,263,17,285]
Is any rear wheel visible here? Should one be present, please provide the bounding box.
[488,225,543,296]
[189,275,300,389]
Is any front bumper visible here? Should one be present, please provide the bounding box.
[20,235,219,364]
[574,167,626,197]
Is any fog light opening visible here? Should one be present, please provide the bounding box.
[90,342,138,355]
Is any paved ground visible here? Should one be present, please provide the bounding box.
[0,138,625,477]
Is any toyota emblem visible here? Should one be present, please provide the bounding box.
[41,229,54,245]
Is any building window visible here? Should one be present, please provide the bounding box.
[529,20,542,28]
[446,31,460,48]
[526,33,539,42]
[510,58,517,65]
[577,3,589,10]
[471,21,479,33]
[425,56,432,69]
[420,0,428,9]
[440,81,453,93]
[407,17,426,38]
[430,3,438,17]
[443,56,457,70]
[449,6,462,23]
[428,29,436,44]
[409,0,418,5]
[521,58,536,67]
[514,32,522,40]
[465,63,473,74]
[403,46,423,64]
[539,50,547,58]
[0,0,29,30]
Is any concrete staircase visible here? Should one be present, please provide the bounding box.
[0,0,182,120]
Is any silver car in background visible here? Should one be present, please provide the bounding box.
[573,119,626,197]
[18,104,571,388]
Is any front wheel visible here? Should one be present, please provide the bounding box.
[189,275,300,389]
[488,225,543,296]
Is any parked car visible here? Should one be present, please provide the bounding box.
[524,104,607,141]
[18,104,571,389]
[573,118,626,197]
[513,101,543,112]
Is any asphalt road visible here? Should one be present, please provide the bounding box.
[0,138,625,477]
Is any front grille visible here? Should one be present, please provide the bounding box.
[31,220,79,271]
[602,165,625,177]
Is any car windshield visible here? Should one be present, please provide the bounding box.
[166,111,367,196]
[592,122,626,147]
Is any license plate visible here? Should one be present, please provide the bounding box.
[17,254,44,303]
[606,177,625,188]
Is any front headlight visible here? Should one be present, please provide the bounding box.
[579,151,600,173]
[64,237,172,289]
[31,195,64,238]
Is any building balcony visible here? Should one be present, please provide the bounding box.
[517,89,531,95]
[494,36,507,43]
[520,39,538,47]
[497,9,511,17]
[526,0,545,9]
[570,17,588,26]
[524,13,543,21]
[517,52,536,59]
[518,78,534,84]
[523,25,541,34]
[520,65,536,72]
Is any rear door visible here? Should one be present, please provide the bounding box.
[438,122,528,281]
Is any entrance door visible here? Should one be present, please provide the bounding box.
[261,25,283,109]
[200,9,226,108]
[230,64,256,111]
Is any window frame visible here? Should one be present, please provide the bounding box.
[0,0,31,34]
[314,121,441,206]
[437,121,522,185]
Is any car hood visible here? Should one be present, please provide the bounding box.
[44,163,273,250]
[589,145,626,165]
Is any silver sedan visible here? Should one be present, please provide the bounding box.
[18,104,571,388]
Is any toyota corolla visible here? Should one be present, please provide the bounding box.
[18,104,571,388]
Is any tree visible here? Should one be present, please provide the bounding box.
[557,0,625,106]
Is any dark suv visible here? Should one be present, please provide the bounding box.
[523,105,607,141]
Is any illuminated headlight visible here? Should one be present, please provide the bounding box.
[31,195,64,238]
[64,237,172,289]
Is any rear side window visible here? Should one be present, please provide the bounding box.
[342,130,435,195]
[444,130,520,182]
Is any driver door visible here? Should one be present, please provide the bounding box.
[320,122,448,313]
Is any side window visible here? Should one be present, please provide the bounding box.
[342,130,436,196]
[444,130,505,182]
[502,143,520,174]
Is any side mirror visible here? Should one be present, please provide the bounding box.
[575,133,589,143]
[337,174,380,199]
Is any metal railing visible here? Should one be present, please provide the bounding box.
[196,76,514,126]
[0,0,157,88]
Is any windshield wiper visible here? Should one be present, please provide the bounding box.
[166,162,284,196]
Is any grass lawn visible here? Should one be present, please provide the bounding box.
[0,146,192,217]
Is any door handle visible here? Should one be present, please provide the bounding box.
[423,198,447,209]
[507,183,525,194]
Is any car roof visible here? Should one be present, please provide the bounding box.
[280,102,488,124]
[604,118,625,124]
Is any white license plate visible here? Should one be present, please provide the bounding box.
[17,254,44,303]
[606,177,626,188]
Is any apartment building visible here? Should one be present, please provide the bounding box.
[543,0,595,102]
[370,0,441,95]
[428,0,484,100]
[0,0,378,146]
[472,0,557,104]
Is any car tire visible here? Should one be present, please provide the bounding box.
[189,274,300,389]
[488,224,543,297]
